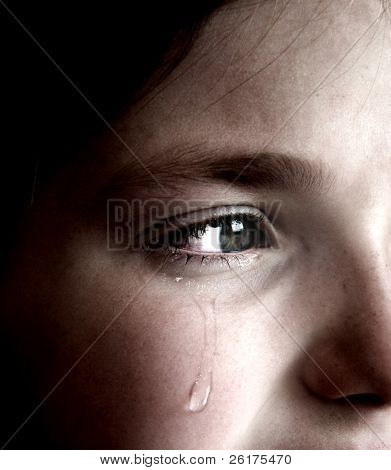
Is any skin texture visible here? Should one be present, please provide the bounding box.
[2,0,391,449]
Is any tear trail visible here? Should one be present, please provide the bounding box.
[188,297,217,413]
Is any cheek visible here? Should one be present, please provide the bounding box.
[36,258,293,448]
[86,279,297,448]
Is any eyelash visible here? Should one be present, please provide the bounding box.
[159,249,248,269]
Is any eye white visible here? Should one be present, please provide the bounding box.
[187,225,223,253]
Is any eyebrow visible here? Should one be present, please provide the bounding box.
[101,143,335,196]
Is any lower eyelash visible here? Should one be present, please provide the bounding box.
[159,247,250,270]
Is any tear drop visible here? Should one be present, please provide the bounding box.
[188,371,212,412]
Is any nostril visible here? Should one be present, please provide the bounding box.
[339,393,384,406]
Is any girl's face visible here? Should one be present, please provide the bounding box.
[4,0,391,449]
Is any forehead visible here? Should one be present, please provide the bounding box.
[123,0,391,176]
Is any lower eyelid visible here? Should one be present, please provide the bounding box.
[137,242,276,280]
[167,250,257,272]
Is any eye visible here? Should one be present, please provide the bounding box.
[144,206,276,255]
[169,213,271,254]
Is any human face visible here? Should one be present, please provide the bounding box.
[3,0,391,449]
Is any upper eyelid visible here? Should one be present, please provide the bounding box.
[151,205,267,229]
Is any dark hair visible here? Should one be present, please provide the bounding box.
[1,0,228,271]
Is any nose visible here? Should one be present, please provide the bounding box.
[302,251,391,407]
